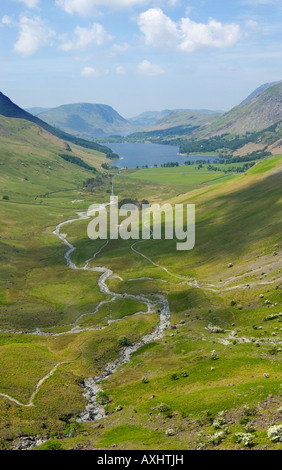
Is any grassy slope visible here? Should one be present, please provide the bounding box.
[0,116,165,445]
[39,156,281,450]
[68,155,281,451]
[0,115,109,205]
[0,124,281,450]
[128,156,282,281]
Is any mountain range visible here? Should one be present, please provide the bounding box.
[21,80,282,141]
[23,98,225,138]
[34,104,223,138]
[2,79,282,154]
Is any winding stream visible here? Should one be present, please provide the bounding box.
[54,211,171,423]
[1,208,280,448]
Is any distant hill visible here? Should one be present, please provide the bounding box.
[25,107,51,116]
[0,92,111,155]
[128,110,172,129]
[145,109,222,131]
[206,81,282,136]
[37,103,133,138]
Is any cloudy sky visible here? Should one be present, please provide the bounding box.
[1,0,282,117]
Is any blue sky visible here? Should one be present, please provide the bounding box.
[1,0,282,117]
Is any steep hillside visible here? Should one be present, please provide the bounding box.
[0,114,110,204]
[233,120,282,156]
[0,92,110,154]
[38,103,133,138]
[177,119,282,157]
[207,82,282,136]
[240,81,281,105]
[32,155,281,451]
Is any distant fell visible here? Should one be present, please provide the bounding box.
[128,110,172,129]
[38,103,133,138]
[25,107,51,116]
[146,109,222,131]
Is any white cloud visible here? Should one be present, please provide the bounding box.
[137,60,164,76]
[14,16,55,56]
[56,0,150,16]
[245,19,260,30]
[116,65,126,75]
[2,16,13,25]
[81,66,101,77]
[60,23,113,51]
[16,0,39,8]
[179,17,241,52]
[81,66,110,77]
[138,8,242,53]
[112,42,130,53]
[138,8,180,49]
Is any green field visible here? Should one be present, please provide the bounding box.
[0,116,281,451]
[126,164,238,186]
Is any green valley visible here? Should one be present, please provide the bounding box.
[2,0,282,455]
[0,88,281,452]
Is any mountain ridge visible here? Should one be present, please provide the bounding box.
[25,107,51,116]
[204,81,282,137]
[240,81,281,105]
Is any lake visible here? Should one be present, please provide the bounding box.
[106,142,219,169]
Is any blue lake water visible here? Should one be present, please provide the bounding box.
[106,143,219,169]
